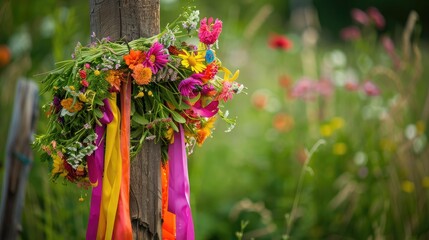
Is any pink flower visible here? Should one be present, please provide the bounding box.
[81,79,89,87]
[315,79,333,97]
[381,36,401,69]
[351,8,369,25]
[201,84,216,97]
[290,78,317,100]
[178,74,203,98]
[367,7,385,29]
[340,26,361,41]
[362,81,380,96]
[143,42,169,74]
[84,63,91,69]
[198,17,222,45]
[217,81,234,102]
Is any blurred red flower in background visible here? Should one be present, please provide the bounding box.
[268,33,292,51]
[0,45,11,67]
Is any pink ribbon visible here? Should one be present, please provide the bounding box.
[86,99,113,240]
[168,124,195,240]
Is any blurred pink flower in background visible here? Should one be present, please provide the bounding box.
[363,81,381,96]
[344,79,360,91]
[268,33,293,51]
[340,26,361,41]
[351,8,370,25]
[290,77,316,100]
[367,7,385,29]
[381,36,401,69]
[315,79,334,97]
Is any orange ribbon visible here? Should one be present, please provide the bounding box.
[112,79,133,239]
[162,162,176,239]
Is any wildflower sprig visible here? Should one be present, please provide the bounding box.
[34,7,243,185]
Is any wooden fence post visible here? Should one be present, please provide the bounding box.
[0,79,39,240]
[89,0,162,238]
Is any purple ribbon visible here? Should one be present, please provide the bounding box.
[168,124,195,240]
[86,99,114,240]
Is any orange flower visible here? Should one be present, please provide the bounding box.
[123,49,145,70]
[105,70,124,92]
[132,65,152,85]
[273,113,294,132]
[61,98,83,113]
[196,128,211,146]
[0,45,11,67]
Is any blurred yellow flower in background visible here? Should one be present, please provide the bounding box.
[330,117,345,130]
[320,124,333,137]
[401,180,415,193]
[333,142,347,155]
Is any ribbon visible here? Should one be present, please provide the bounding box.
[86,99,114,240]
[97,93,122,240]
[168,124,195,240]
[162,162,176,239]
[112,78,132,239]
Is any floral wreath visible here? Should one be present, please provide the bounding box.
[35,8,243,184]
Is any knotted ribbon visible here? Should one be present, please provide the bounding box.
[168,124,195,240]
[86,99,114,240]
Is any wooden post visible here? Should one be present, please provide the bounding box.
[89,0,162,239]
[0,79,39,240]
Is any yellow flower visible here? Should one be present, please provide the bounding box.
[165,127,175,144]
[196,128,211,146]
[78,93,88,102]
[94,70,101,76]
[320,124,333,137]
[333,142,347,155]
[416,120,425,135]
[52,155,68,177]
[422,177,429,188]
[401,180,415,193]
[220,66,240,82]
[330,117,345,130]
[134,91,144,99]
[380,139,396,152]
[148,90,153,96]
[179,49,206,73]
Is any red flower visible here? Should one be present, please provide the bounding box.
[79,69,87,79]
[81,79,89,87]
[340,26,361,41]
[268,33,292,50]
[202,63,218,83]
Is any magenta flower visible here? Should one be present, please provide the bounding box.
[198,17,223,45]
[381,36,401,69]
[367,7,385,29]
[351,8,369,25]
[340,26,361,41]
[315,79,333,97]
[201,84,216,96]
[178,74,203,98]
[143,42,169,74]
[191,100,219,117]
[362,81,380,96]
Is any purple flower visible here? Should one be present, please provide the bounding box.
[201,84,216,96]
[362,81,380,96]
[143,42,169,74]
[53,96,62,113]
[178,75,203,98]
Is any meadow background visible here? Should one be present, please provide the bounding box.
[1,0,429,239]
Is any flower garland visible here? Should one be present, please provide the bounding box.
[34,8,243,185]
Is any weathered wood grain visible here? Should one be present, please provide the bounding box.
[89,0,162,238]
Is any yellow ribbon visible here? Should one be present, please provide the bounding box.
[97,93,122,240]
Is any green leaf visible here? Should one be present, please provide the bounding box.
[167,109,186,123]
[168,121,179,132]
[94,109,103,119]
[132,113,149,125]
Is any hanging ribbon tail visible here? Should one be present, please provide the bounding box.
[168,124,195,240]
[113,78,132,239]
[86,99,114,240]
[162,162,176,239]
[97,93,122,240]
